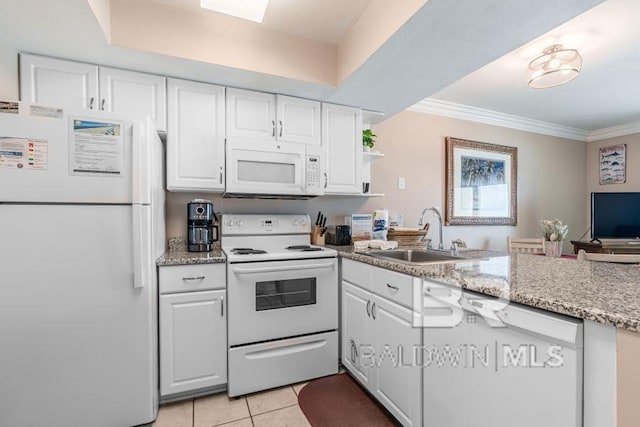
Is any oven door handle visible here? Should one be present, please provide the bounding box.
[232,261,335,275]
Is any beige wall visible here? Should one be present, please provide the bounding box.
[585,133,640,229]
[0,39,18,100]
[360,111,587,252]
[167,111,587,253]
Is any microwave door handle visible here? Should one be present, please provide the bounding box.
[232,262,335,275]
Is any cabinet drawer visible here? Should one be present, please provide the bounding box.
[371,267,413,308]
[342,258,371,289]
[159,264,225,294]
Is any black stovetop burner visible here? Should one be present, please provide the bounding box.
[286,245,323,252]
[232,248,268,255]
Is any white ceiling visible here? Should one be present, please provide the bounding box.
[0,0,605,118]
[148,0,372,44]
[429,0,640,131]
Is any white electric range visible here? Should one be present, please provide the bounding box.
[221,214,339,397]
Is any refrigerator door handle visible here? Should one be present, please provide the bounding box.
[132,205,152,289]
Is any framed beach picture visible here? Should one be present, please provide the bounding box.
[445,137,517,225]
[599,144,626,185]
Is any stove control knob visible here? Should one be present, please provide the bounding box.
[299,218,307,226]
[226,219,234,226]
[292,218,300,226]
[237,220,243,227]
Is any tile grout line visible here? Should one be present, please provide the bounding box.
[250,403,301,419]
[192,399,195,427]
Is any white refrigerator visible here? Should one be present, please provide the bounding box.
[0,109,165,426]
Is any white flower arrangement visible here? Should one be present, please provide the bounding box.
[540,218,569,242]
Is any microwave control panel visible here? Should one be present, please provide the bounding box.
[306,146,323,195]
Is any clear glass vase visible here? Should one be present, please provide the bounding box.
[544,241,562,257]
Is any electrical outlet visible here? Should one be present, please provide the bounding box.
[398,176,406,190]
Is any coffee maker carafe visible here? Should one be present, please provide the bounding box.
[187,200,218,252]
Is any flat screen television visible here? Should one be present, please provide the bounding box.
[591,192,640,239]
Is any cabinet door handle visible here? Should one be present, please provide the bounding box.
[101,99,106,110]
[279,120,283,138]
[387,283,399,292]
[324,172,328,189]
[272,120,275,137]
[89,97,94,109]
[371,302,377,319]
[221,296,224,317]
[182,276,205,282]
[366,300,371,317]
[220,166,223,184]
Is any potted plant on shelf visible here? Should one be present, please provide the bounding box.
[540,218,569,257]
[362,129,376,152]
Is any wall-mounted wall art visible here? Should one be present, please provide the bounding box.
[599,144,626,185]
[445,137,517,225]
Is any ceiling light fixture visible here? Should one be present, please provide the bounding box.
[526,44,582,89]
[200,0,269,23]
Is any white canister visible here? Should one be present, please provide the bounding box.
[372,209,389,240]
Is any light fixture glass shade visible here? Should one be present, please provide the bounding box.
[526,44,582,89]
[200,0,269,23]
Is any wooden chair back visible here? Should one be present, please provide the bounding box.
[507,237,545,254]
[577,250,640,264]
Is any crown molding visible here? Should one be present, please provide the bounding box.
[587,121,640,142]
[408,98,590,141]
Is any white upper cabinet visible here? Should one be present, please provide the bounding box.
[19,54,167,131]
[322,103,363,194]
[276,95,321,145]
[167,78,225,192]
[226,88,276,140]
[99,67,167,131]
[20,53,99,110]
[226,89,321,144]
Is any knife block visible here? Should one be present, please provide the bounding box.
[311,225,326,246]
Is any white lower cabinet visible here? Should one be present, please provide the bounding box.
[342,281,372,388]
[341,259,422,427]
[159,264,227,397]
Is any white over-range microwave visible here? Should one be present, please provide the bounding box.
[225,138,323,199]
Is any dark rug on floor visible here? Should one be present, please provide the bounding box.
[298,373,398,427]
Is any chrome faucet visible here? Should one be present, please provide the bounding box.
[418,206,444,251]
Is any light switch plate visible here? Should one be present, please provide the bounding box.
[398,176,406,190]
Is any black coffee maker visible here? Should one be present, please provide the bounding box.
[187,199,218,252]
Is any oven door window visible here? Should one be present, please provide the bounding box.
[255,277,316,311]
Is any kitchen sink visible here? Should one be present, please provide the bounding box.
[360,249,467,264]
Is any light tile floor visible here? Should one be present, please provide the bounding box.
[153,382,310,427]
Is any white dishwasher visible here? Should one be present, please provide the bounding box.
[422,280,583,427]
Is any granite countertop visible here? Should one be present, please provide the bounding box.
[329,245,640,332]
[156,237,226,266]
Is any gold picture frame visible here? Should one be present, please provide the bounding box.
[445,137,517,226]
